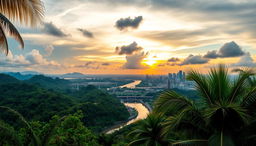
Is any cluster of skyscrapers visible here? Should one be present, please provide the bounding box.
[168,70,193,89]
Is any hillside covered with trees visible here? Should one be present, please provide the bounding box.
[0,74,129,133]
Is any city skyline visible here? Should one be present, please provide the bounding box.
[1,0,256,74]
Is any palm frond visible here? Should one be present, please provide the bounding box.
[208,131,235,146]
[172,139,208,146]
[154,90,193,115]
[0,106,41,146]
[204,104,248,132]
[164,106,208,138]
[0,24,8,55]
[229,68,255,103]
[0,0,44,26]
[208,64,230,104]
[241,87,256,114]
[0,13,24,50]
[186,70,213,105]
[127,138,151,146]
[128,113,169,146]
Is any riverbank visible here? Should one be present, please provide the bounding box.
[104,103,149,134]
[103,107,138,134]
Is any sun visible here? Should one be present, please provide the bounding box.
[144,60,157,66]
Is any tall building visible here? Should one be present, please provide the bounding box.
[182,72,186,81]
[167,70,186,89]
[178,70,183,81]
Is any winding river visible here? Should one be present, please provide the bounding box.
[106,103,150,134]
[106,80,150,134]
[119,80,142,89]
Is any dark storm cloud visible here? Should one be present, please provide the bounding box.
[116,42,143,55]
[218,41,245,57]
[168,57,180,62]
[180,55,209,65]
[204,41,245,58]
[77,28,94,38]
[43,22,68,37]
[115,16,143,31]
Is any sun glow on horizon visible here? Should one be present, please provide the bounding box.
[144,60,157,66]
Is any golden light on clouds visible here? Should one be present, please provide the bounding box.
[3,0,255,74]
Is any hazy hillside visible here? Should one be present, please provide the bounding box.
[25,75,71,91]
[0,74,20,84]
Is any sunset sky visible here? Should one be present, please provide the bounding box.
[1,0,256,74]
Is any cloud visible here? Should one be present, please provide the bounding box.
[116,42,143,55]
[74,61,111,69]
[77,28,94,38]
[180,54,209,65]
[123,52,148,69]
[1,51,30,67]
[115,16,143,31]
[232,52,256,67]
[0,49,60,68]
[26,50,60,66]
[137,29,219,47]
[204,41,245,58]
[168,57,180,62]
[218,41,245,57]
[43,22,69,37]
[45,45,54,56]
[204,50,219,59]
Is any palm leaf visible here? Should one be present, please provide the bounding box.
[241,87,256,114]
[0,106,41,146]
[128,113,168,146]
[0,0,44,26]
[0,13,24,51]
[0,24,8,55]
[229,68,255,103]
[208,131,235,146]
[154,90,193,115]
[127,137,151,146]
[164,106,208,138]
[208,64,230,104]
[172,139,208,146]
[186,70,213,105]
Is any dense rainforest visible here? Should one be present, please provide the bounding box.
[0,74,129,133]
[0,73,207,146]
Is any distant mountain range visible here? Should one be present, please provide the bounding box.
[59,72,87,79]
[1,71,87,80]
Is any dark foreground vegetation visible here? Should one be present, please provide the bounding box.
[1,65,256,146]
[128,65,256,146]
[0,74,129,145]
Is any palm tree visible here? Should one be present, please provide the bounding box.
[153,65,256,145]
[0,0,44,55]
[128,113,171,146]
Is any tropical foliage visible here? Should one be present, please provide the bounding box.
[0,107,98,146]
[0,74,129,133]
[0,0,44,54]
[129,65,256,146]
